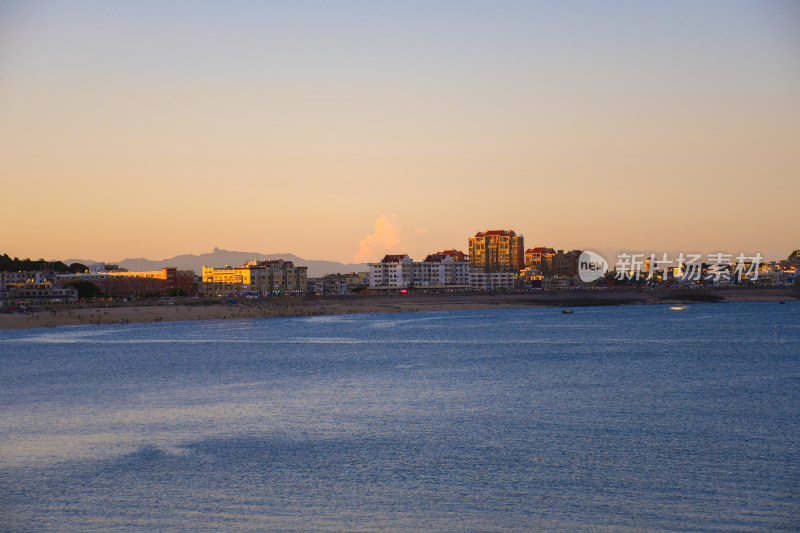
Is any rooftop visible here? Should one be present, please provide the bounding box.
[527,247,555,254]
[475,230,516,237]
[381,254,410,263]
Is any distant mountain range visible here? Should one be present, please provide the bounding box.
[64,248,368,278]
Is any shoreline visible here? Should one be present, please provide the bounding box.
[0,287,796,331]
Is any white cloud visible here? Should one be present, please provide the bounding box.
[353,214,400,263]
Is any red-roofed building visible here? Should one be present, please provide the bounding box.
[525,247,556,274]
[418,253,470,287]
[468,230,524,273]
[437,250,468,262]
[381,254,411,264]
[369,254,413,288]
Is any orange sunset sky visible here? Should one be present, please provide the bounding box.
[1,1,798,264]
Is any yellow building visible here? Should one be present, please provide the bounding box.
[345,272,369,289]
[202,260,307,296]
[524,247,556,273]
[468,230,525,273]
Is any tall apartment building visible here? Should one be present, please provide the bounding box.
[202,259,307,296]
[468,230,524,273]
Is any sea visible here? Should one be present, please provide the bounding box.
[1,302,798,532]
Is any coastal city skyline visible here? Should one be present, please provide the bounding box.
[2,226,796,302]
[2,4,799,530]
[1,225,796,267]
[2,1,798,263]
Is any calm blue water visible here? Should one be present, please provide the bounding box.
[1,302,798,532]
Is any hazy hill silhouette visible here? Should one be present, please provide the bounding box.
[64,248,368,278]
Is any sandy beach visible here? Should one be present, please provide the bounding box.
[0,287,796,331]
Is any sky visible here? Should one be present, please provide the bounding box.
[1,0,798,264]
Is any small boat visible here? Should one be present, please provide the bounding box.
[562,309,574,314]
[779,301,785,305]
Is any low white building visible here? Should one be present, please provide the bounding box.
[469,271,515,291]
[5,282,78,302]
[369,254,471,289]
[0,271,50,291]
[412,254,470,288]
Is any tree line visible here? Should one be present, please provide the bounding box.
[0,253,88,273]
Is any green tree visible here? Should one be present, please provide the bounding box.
[66,281,104,299]
[0,253,70,272]
[68,263,89,273]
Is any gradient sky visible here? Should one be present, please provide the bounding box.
[1,0,798,264]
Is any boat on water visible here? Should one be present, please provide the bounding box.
[562,309,574,314]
